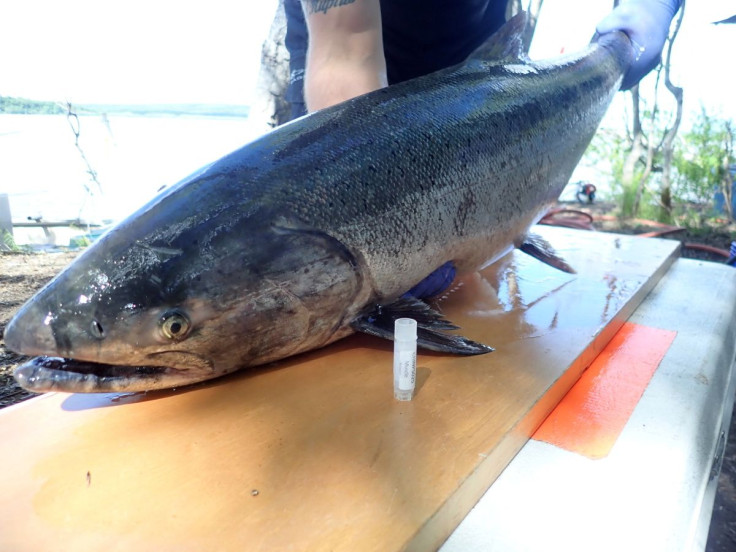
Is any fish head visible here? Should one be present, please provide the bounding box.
[5,219,364,393]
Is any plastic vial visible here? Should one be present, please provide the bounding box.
[393,318,418,401]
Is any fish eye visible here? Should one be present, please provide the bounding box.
[159,310,191,341]
[90,319,105,339]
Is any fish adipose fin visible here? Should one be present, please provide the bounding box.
[466,11,528,64]
[519,233,576,274]
[351,297,494,355]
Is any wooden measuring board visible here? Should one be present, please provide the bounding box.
[0,227,679,551]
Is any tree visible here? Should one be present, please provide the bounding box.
[586,103,735,225]
[249,1,290,131]
[659,4,685,220]
[616,1,686,222]
[0,95,64,115]
[506,0,544,53]
[674,109,735,221]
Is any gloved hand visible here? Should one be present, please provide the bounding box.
[404,261,456,299]
[596,0,682,90]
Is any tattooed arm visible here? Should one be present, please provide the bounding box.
[300,0,387,112]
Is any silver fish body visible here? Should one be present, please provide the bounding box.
[4,17,632,392]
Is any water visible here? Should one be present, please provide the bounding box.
[0,113,265,244]
[0,111,610,246]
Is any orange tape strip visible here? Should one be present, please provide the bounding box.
[533,322,677,459]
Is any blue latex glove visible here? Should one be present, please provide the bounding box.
[404,261,456,299]
[596,0,682,90]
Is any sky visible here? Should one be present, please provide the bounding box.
[1,0,278,105]
[531,0,736,125]
[1,0,734,120]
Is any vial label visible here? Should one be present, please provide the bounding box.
[396,350,416,391]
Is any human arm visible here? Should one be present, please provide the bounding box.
[596,0,683,90]
[300,0,387,112]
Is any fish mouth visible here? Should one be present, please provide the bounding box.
[13,356,198,394]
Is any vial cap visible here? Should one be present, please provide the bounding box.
[394,318,417,340]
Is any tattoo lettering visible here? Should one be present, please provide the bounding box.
[303,0,357,15]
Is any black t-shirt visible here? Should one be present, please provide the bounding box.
[284,0,506,119]
[379,0,506,83]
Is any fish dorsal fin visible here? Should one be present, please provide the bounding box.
[467,11,528,64]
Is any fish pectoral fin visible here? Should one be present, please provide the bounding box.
[518,233,577,274]
[351,297,494,356]
[416,328,495,355]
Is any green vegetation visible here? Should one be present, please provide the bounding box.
[0,96,64,114]
[81,103,250,118]
[0,95,250,118]
[0,229,20,252]
[584,107,735,227]
[673,109,734,222]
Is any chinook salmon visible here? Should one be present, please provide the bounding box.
[5,15,632,393]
